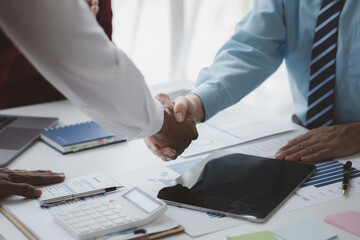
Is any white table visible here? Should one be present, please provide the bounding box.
[0,97,359,240]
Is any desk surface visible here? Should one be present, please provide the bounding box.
[1,97,359,240]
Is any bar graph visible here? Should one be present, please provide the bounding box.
[302,161,360,188]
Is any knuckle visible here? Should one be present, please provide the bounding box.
[307,147,314,154]
[7,173,19,182]
[18,183,33,193]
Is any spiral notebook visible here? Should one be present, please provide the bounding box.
[40,121,125,154]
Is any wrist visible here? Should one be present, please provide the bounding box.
[187,94,205,123]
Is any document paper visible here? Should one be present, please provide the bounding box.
[39,172,121,204]
[181,103,293,157]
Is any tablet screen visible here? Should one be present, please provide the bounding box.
[158,153,316,222]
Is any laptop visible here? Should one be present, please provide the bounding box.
[0,114,58,167]
[158,151,316,223]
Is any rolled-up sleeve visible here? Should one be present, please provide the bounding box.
[0,0,163,139]
[192,0,286,121]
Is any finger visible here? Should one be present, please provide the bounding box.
[91,5,99,16]
[91,0,99,5]
[283,144,323,162]
[279,134,312,151]
[13,169,52,174]
[0,168,11,173]
[26,170,53,174]
[300,149,332,162]
[155,93,171,105]
[144,138,159,151]
[7,173,65,186]
[276,140,314,161]
[144,138,176,160]
[173,96,188,122]
[161,147,177,160]
[275,135,312,159]
[0,181,42,199]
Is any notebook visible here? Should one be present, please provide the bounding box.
[158,151,316,222]
[40,121,125,154]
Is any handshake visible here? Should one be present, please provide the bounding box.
[144,93,205,161]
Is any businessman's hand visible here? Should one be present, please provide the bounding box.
[144,94,198,161]
[0,168,65,199]
[172,94,205,124]
[275,122,360,162]
[85,0,99,16]
[144,94,204,160]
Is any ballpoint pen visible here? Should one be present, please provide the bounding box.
[342,161,352,196]
[40,186,122,207]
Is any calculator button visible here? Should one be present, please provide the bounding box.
[113,208,121,214]
[92,213,102,219]
[78,216,91,222]
[107,205,116,210]
[73,222,88,229]
[69,209,80,214]
[96,206,107,212]
[74,213,85,218]
[84,209,97,215]
[79,206,91,211]
[107,214,118,220]
[102,210,113,216]
[66,218,79,225]
[91,203,102,208]
[124,217,133,222]
[132,215,140,220]
[101,221,113,227]
[118,213,126,218]
[77,227,90,233]
[56,211,68,216]
[112,219,125,225]
[60,214,72,221]
[95,217,107,223]
[102,202,111,206]
[90,225,102,231]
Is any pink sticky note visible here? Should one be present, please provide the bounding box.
[324,211,360,237]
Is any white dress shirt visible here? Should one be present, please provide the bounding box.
[0,0,164,139]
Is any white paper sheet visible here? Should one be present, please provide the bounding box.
[181,104,294,157]
[39,172,121,204]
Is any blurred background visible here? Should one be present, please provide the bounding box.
[111,0,294,121]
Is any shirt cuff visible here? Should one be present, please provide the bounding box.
[137,98,164,138]
[191,82,225,122]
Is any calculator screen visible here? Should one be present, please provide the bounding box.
[124,188,162,213]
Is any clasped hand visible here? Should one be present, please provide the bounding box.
[144,94,199,161]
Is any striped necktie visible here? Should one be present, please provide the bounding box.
[305,0,345,129]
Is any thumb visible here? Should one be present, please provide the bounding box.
[173,96,188,122]
[0,181,42,199]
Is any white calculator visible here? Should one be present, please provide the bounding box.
[54,187,167,240]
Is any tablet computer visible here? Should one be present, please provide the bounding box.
[158,151,316,222]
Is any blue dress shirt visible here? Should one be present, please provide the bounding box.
[192,0,360,124]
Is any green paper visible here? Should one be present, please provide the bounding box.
[227,231,278,240]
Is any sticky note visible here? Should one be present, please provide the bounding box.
[227,231,278,240]
[324,211,360,237]
[272,220,337,240]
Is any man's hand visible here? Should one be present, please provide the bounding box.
[0,168,65,199]
[144,94,199,161]
[85,0,99,16]
[275,122,360,162]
